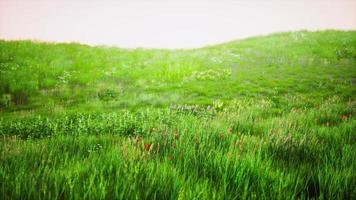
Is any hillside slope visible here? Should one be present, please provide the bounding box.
[1,30,355,115]
[0,31,356,199]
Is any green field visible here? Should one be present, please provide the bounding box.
[1,31,355,199]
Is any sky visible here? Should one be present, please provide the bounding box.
[0,0,355,49]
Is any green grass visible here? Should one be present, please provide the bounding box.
[1,30,356,199]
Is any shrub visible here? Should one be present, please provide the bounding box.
[97,88,120,101]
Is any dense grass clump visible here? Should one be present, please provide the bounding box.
[1,31,356,199]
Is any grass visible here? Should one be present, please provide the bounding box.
[0,30,356,199]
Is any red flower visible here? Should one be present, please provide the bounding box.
[144,143,152,151]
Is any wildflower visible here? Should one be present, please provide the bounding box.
[235,140,244,151]
[340,115,348,120]
[134,136,142,144]
[219,133,225,139]
[227,128,233,134]
[93,143,102,151]
[144,143,152,152]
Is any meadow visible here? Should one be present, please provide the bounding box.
[0,30,355,199]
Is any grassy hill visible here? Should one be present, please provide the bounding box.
[1,31,356,199]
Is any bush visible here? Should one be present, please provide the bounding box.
[97,88,120,101]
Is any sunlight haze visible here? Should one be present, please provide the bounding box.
[1,0,355,48]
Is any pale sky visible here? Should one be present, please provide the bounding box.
[0,0,355,49]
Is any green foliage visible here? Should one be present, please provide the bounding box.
[187,69,231,81]
[0,31,356,199]
[97,88,120,101]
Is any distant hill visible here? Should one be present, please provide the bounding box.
[0,30,355,115]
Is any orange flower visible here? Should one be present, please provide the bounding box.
[144,143,152,151]
[341,115,348,120]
